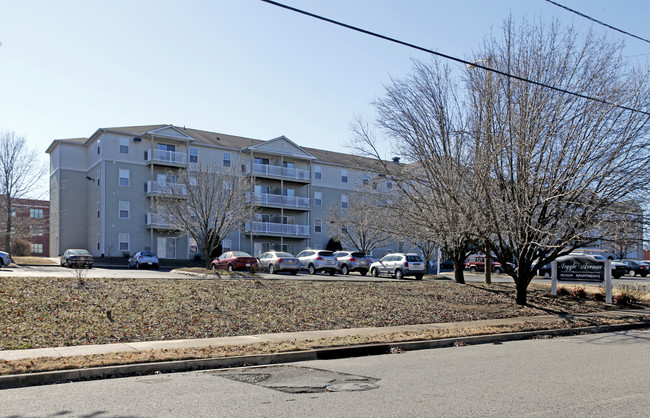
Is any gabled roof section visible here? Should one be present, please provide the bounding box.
[45,138,88,154]
[144,125,195,142]
[244,135,316,160]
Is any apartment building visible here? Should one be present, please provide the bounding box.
[0,198,50,256]
[47,124,397,259]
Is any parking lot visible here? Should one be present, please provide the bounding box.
[2,263,650,286]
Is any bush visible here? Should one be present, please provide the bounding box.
[593,287,606,302]
[557,287,570,296]
[571,286,587,299]
[614,285,647,306]
[10,238,32,256]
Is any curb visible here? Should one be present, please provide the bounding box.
[1,321,648,390]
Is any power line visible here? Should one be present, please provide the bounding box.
[544,0,650,45]
[260,0,650,117]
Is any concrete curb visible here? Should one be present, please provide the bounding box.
[1,320,647,390]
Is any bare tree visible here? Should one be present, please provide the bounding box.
[152,161,256,268]
[599,203,645,260]
[324,188,392,255]
[0,131,47,253]
[351,18,650,304]
[468,18,650,304]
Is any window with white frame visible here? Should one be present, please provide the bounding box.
[30,226,44,236]
[189,237,198,254]
[223,152,231,167]
[314,191,322,206]
[30,208,44,218]
[119,233,129,251]
[97,169,100,187]
[314,218,322,233]
[119,201,130,219]
[222,239,232,252]
[31,243,43,254]
[119,169,130,187]
[97,233,100,252]
[314,165,322,180]
[97,201,100,218]
[341,194,348,209]
[341,169,348,183]
[189,147,198,163]
[119,137,129,154]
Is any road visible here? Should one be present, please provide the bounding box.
[1,329,648,417]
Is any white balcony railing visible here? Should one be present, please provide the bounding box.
[251,192,310,208]
[245,221,310,236]
[146,212,172,227]
[146,180,187,196]
[149,149,187,165]
[252,163,310,181]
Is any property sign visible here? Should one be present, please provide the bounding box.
[557,257,604,282]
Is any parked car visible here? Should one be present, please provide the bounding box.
[532,261,552,278]
[60,249,93,268]
[370,253,426,280]
[588,255,629,279]
[295,249,338,275]
[620,259,648,277]
[211,251,258,272]
[0,250,12,267]
[258,251,300,275]
[333,251,371,275]
[128,251,159,269]
[465,254,505,273]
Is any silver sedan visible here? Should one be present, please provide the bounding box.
[257,251,300,274]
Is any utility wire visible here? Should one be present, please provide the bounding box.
[544,0,650,45]
[260,0,650,117]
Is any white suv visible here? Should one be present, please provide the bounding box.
[296,249,338,275]
[370,253,426,280]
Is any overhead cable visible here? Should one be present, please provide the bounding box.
[260,0,650,117]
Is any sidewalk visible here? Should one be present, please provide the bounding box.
[2,308,649,363]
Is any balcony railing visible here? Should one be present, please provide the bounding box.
[245,221,310,236]
[146,180,187,196]
[148,149,187,165]
[251,192,310,209]
[146,212,174,229]
[252,163,310,181]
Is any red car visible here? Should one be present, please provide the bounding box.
[211,251,258,272]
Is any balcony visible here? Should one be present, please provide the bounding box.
[145,212,177,230]
[245,221,310,236]
[252,163,310,182]
[146,180,187,197]
[147,149,187,167]
[251,192,310,209]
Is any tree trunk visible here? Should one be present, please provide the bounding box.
[515,279,528,306]
[451,256,466,284]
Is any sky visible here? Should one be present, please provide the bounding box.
[1,0,649,168]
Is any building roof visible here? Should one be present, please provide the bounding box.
[48,124,384,167]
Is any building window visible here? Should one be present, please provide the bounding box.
[30,208,44,219]
[157,237,176,259]
[97,201,100,218]
[119,137,129,154]
[314,191,322,206]
[119,233,129,252]
[119,169,130,187]
[223,152,231,167]
[97,169,100,187]
[97,233,100,252]
[97,146,100,154]
[189,237,198,254]
[190,147,198,163]
[222,239,232,253]
[314,218,322,233]
[387,181,393,189]
[341,195,348,209]
[119,201,130,219]
[314,165,322,180]
[30,226,44,236]
[31,243,43,254]
[341,169,348,183]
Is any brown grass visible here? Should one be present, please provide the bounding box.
[12,257,58,266]
[2,315,647,376]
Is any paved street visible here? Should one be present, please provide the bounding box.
[1,329,648,417]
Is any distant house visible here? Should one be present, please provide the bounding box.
[0,198,50,256]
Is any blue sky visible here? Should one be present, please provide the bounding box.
[1,0,649,164]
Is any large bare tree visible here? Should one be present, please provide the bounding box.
[324,188,392,255]
[352,18,650,304]
[0,131,47,253]
[152,161,256,268]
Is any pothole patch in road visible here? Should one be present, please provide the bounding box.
[207,365,380,393]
